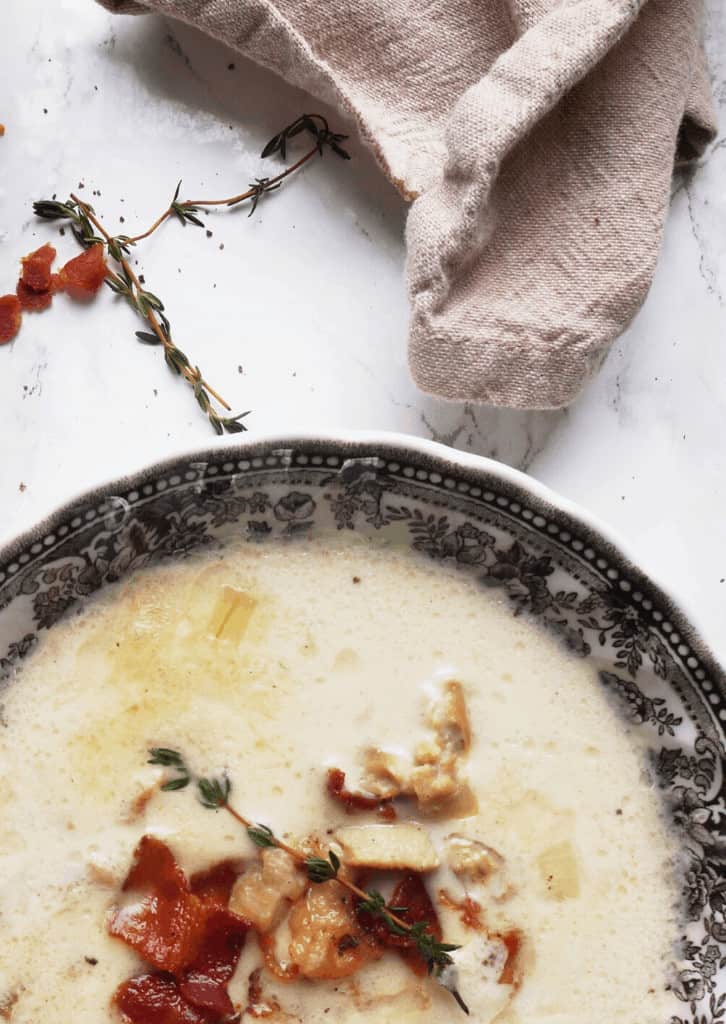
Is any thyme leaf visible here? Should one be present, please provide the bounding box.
[197,774,231,809]
[305,850,340,883]
[247,824,276,848]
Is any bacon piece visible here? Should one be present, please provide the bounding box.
[109,835,205,974]
[0,295,21,344]
[326,768,396,819]
[115,911,248,1023]
[179,907,248,1016]
[55,243,107,299]
[115,972,211,1024]
[357,873,442,977]
[111,838,249,1023]
[16,279,52,312]
[190,861,241,908]
[20,243,56,293]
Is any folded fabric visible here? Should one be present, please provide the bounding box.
[97,0,717,409]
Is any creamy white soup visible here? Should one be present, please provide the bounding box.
[0,534,679,1023]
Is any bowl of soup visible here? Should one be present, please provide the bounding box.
[0,432,723,1024]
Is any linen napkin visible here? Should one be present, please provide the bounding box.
[97,0,716,409]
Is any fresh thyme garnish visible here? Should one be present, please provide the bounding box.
[247,824,277,849]
[120,113,349,245]
[147,747,469,1014]
[31,113,349,433]
[197,774,231,809]
[304,850,341,884]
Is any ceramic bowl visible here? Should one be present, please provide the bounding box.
[1,432,724,1020]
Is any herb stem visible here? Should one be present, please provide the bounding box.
[222,801,410,928]
[186,146,317,207]
[125,145,319,245]
[70,193,231,412]
[125,208,175,245]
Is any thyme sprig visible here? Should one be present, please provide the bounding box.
[34,194,248,434]
[125,114,349,244]
[147,746,468,1013]
[32,112,349,433]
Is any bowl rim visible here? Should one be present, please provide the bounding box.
[1,429,723,692]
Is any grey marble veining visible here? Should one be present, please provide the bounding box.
[1,0,724,658]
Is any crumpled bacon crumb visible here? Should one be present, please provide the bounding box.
[357,872,442,977]
[0,295,22,344]
[19,243,56,293]
[55,243,107,299]
[109,835,200,974]
[16,279,53,312]
[110,835,248,1024]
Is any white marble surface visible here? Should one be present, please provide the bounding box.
[1,0,724,653]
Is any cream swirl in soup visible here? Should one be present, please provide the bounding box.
[0,534,679,1022]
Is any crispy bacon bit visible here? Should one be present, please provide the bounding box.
[109,835,203,974]
[20,243,56,293]
[0,295,21,344]
[358,873,442,977]
[110,836,249,1024]
[16,279,53,312]
[55,243,107,299]
[190,861,241,908]
[326,768,396,819]
[178,907,248,1016]
[115,973,210,1024]
[498,929,522,987]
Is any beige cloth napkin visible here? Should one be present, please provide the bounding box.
[98,0,716,409]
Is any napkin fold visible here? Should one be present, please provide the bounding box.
[97,0,717,408]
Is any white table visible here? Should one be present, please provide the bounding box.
[2,0,724,658]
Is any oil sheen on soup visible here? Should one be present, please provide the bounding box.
[0,534,680,1023]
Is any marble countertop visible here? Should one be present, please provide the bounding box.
[2,0,724,656]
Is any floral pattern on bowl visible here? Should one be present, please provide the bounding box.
[0,434,724,1024]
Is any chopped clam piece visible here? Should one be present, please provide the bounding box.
[429,680,471,753]
[362,748,412,799]
[288,882,380,979]
[445,834,504,883]
[409,762,460,808]
[229,848,306,932]
[335,823,440,872]
[362,681,474,816]
[537,840,580,900]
